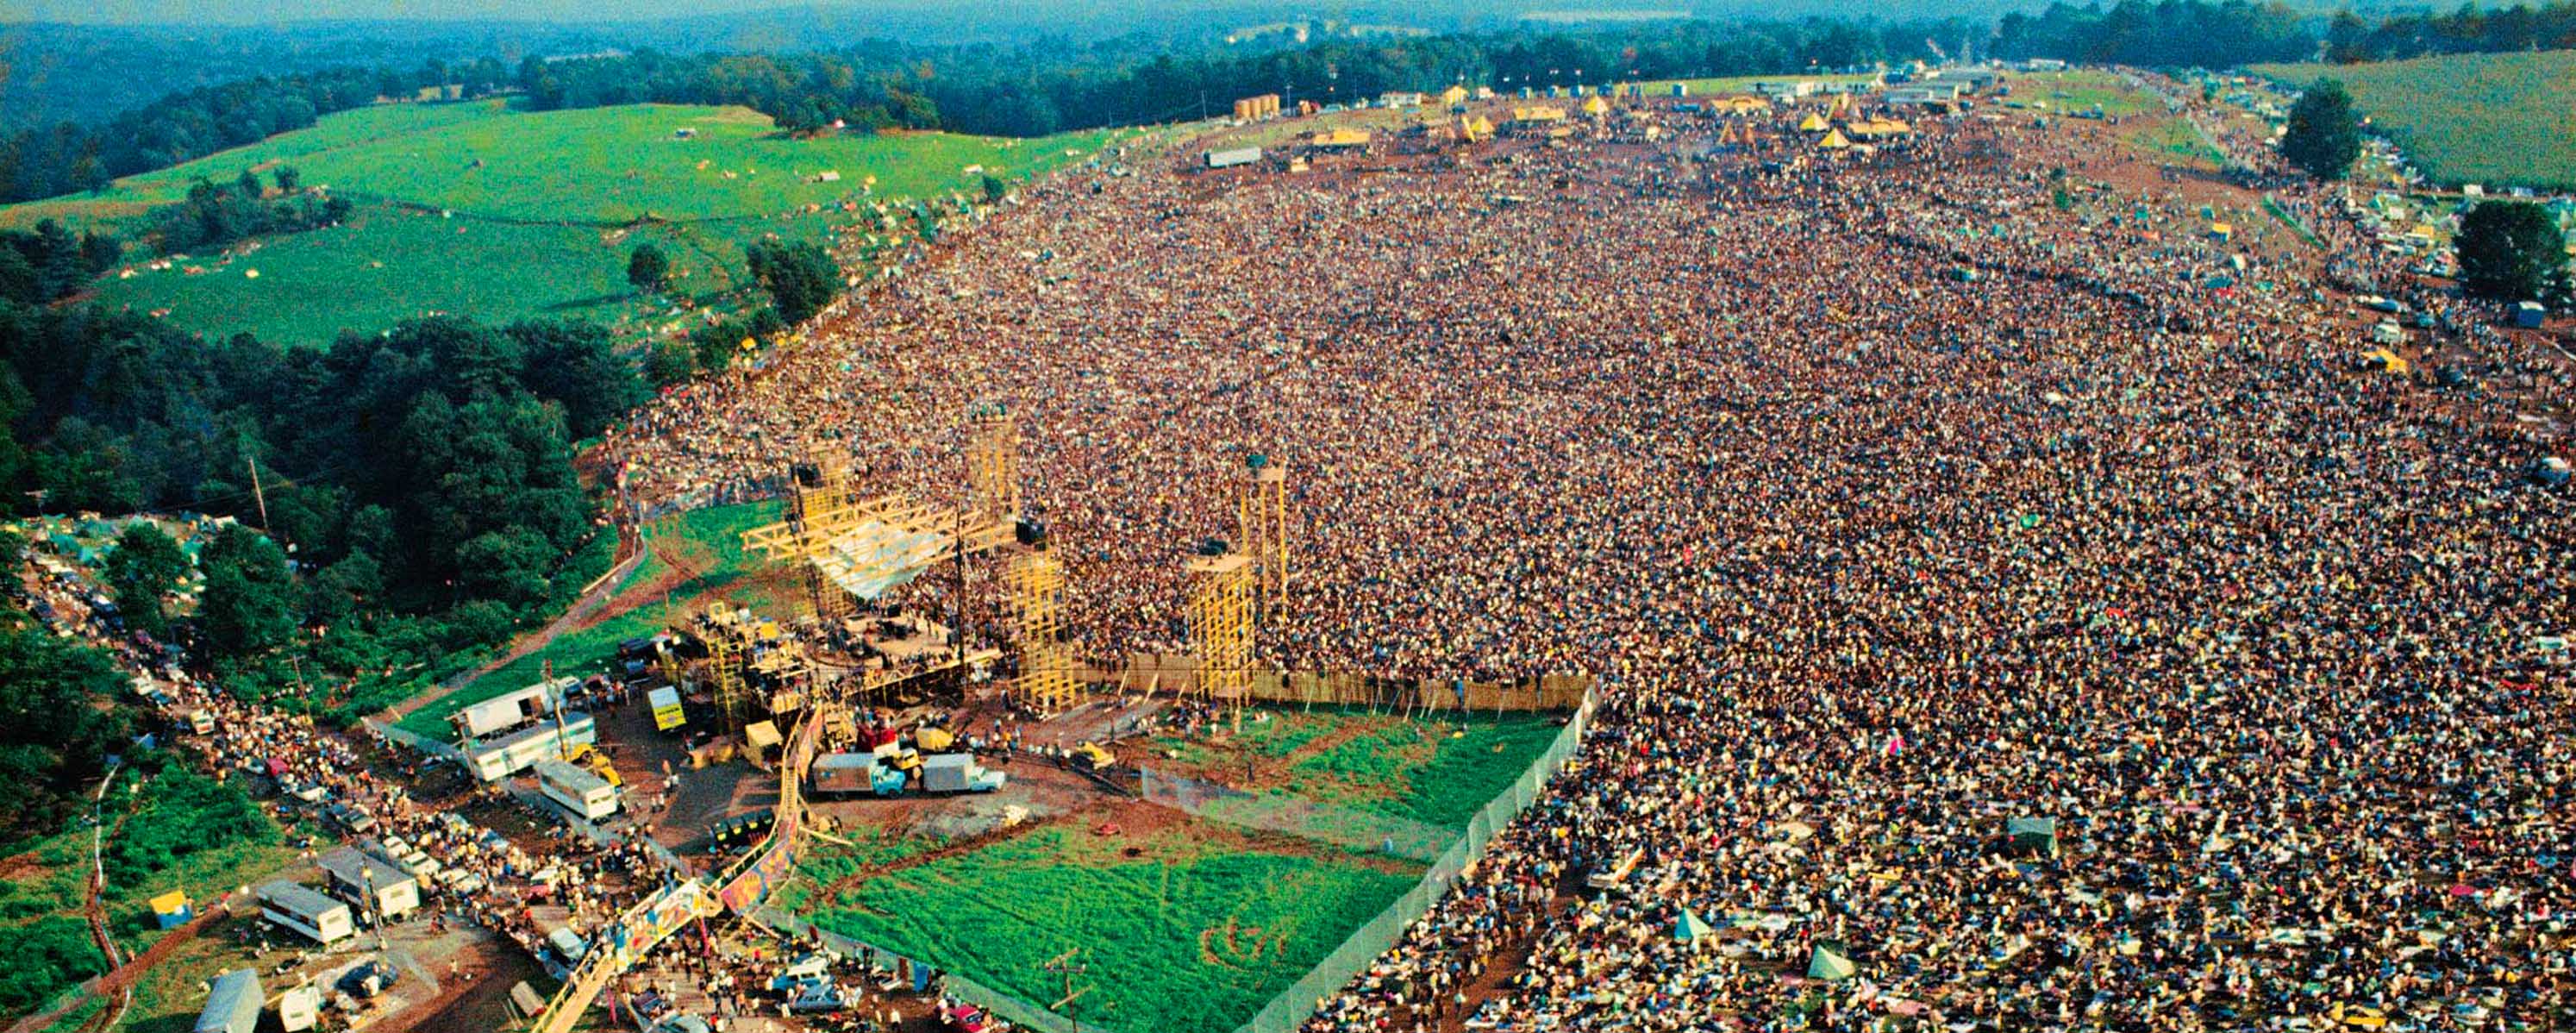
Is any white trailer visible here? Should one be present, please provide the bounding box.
[535,758,621,823]
[257,881,354,945]
[466,713,598,782]
[1204,147,1262,169]
[317,846,421,919]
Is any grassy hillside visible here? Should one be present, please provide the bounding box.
[2251,50,2576,191]
[4,101,1125,347]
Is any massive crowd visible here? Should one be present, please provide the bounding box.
[605,76,2568,1031]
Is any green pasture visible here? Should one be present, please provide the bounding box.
[2251,50,2576,191]
[394,500,785,739]
[805,822,1421,1033]
[2012,69,2160,118]
[1283,712,1563,828]
[5,102,1125,348]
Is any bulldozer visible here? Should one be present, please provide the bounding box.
[562,744,622,788]
[1071,742,1116,773]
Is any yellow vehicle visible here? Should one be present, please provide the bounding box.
[1072,742,1116,772]
[561,745,622,788]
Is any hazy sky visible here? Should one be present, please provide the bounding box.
[2,0,824,24]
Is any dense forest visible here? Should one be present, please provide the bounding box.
[1992,0,2317,67]
[2324,1,2576,60]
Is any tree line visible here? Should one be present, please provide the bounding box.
[11,1,2510,208]
[1993,0,2317,68]
[2326,1,2576,62]
[154,166,354,255]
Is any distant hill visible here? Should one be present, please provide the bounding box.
[2251,49,2576,191]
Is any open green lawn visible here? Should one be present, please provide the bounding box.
[394,500,785,739]
[6,102,1126,348]
[2251,50,2576,190]
[89,209,651,347]
[806,822,1420,1033]
[1283,712,1564,828]
[2010,69,2160,118]
[0,102,505,233]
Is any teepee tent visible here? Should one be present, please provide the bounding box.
[1798,111,1830,132]
[1817,128,1852,149]
[1808,940,1858,981]
[1674,908,1717,943]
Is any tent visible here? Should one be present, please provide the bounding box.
[1817,129,1852,149]
[1797,111,1830,132]
[1581,96,1610,116]
[1807,940,1858,981]
[149,890,194,930]
[1674,908,1716,943]
[2008,817,2059,857]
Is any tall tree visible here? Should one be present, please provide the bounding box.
[2279,78,2363,181]
[199,525,297,657]
[744,239,841,325]
[2455,201,2568,302]
[104,522,187,636]
[626,241,670,293]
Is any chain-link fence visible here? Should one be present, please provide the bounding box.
[1140,767,1455,862]
[1225,692,1596,1033]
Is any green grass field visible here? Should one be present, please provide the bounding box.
[5,101,1125,348]
[2011,69,2160,118]
[2251,50,2576,190]
[394,500,786,739]
[806,822,1421,1033]
[0,781,304,1024]
[1282,713,1564,827]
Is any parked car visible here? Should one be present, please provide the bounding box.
[789,984,853,1014]
[322,803,374,834]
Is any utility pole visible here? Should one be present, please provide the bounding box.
[247,454,272,534]
[1044,950,1091,1033]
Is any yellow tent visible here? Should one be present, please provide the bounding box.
[1441,85,1471,106]
[914,726,957,752]
[1715,96,1771,114]
[1798,112,1830,132]
[1581,95,1610,116]
[1818,128,1852,149]
[1460,115,1495,141]
[1513,105,1567,123]
[2361,348,2410,375]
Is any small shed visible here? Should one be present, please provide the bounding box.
[150,890,194,930]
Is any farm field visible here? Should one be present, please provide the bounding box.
[4,102,1126,348]
[394,500,787,739]
[2250,49,2576,191]
[803,817,1422,1033]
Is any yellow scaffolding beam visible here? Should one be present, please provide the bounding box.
[1009,548,1078,713]
[790,445,859,623]
[1185,553,1254,704]
[1236,460,1290,612]
[967,404,1021,526]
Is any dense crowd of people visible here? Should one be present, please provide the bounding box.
[605,73,2574,1032]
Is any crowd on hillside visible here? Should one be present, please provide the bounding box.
[603,85,2574,1032]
